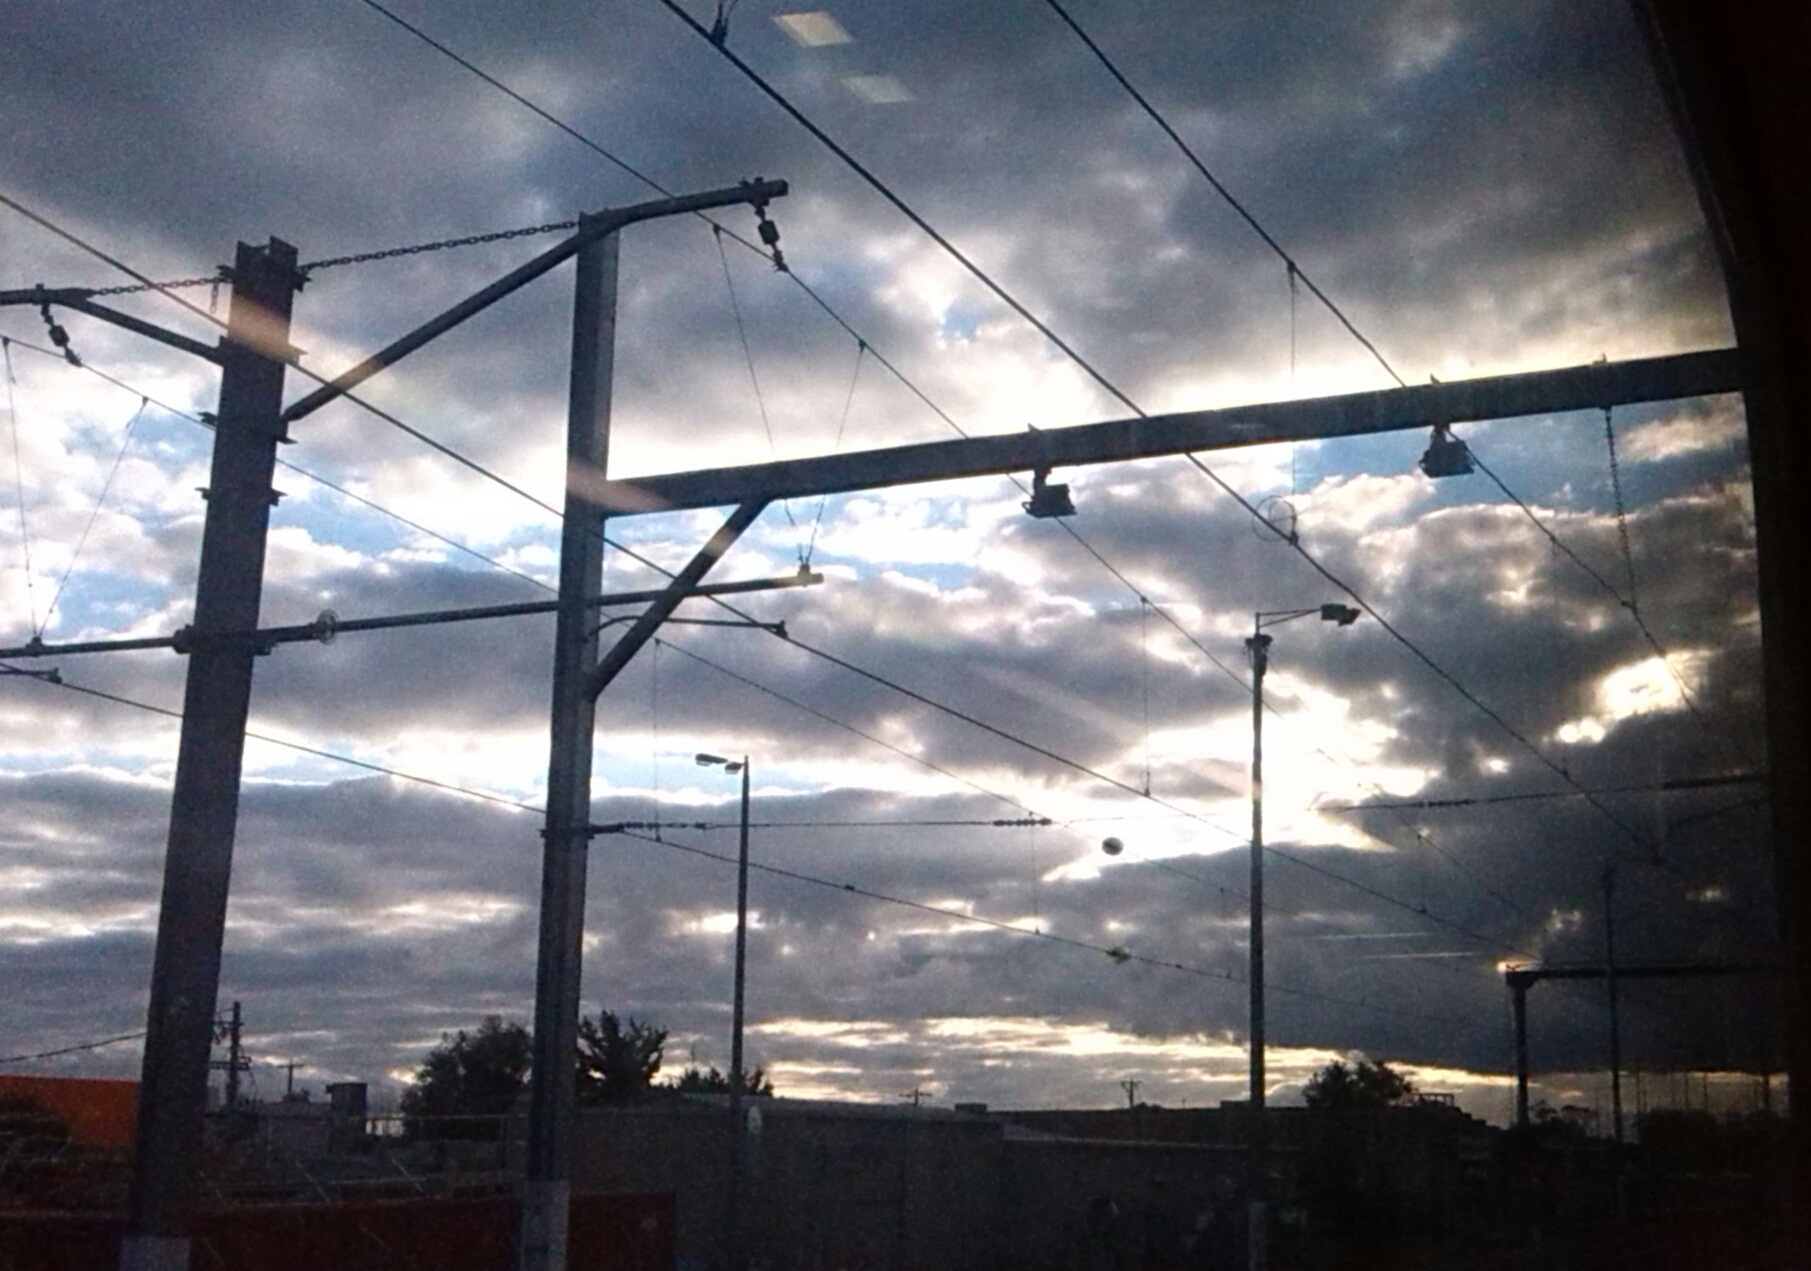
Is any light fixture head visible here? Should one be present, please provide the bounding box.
[1319,603,1361,626]
[1023,466,1076,519]
[1418,423,1474,478]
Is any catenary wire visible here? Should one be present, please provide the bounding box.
[335,0,1512,920]
[659,634,1348,928]
[1318,773,1765,812]
[1040,0,1406,388]
[660,633,1535,963]
[1,198,1550,963]
[0,659,1490,1030]
[654,4,1662,861]
[1,170,1554,962]
[341,0,1561,941]
[0,334,554,596]
[0,1030,149,1066]
[611,827,1490,1027]
[804,339,864,565]
[4,338,40,632]
[1466,442,1737,770]
[40,395,146,635]
[712,225,800,544]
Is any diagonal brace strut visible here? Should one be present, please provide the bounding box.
[586,499,770,702]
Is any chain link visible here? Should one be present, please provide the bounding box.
[66,220,583,298]
[298,219,579,273]
[88,272,226,298]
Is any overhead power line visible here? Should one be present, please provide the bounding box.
[2,165,1550,971]
[653,6,1662,860]
[1016,5,1580,919]
[1,190,1551,970]
[1320,771,1766,812]
[0,659,1489,1031]
[613,826,1491,1028]
[655,1,1660,863]
[658,635,1332,927]
[0,334,554,595]
[1039,0,1405,387]
[0,1030,148,1066]
[1465,442,1740,769]
[337,0,1548,945]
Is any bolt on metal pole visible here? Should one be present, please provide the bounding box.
[521,222,619,1271]
[1245,620,1271,1271]
[120,239,303,1271]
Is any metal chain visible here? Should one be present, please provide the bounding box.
[298,219,579,273]
[88,271,225,297]
[66,220,582,298]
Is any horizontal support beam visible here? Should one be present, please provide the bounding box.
[585,347,1744,517]
[1505,961,1775,989]
[0,568,820,660]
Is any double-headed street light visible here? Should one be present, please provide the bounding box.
[1244,604,1359,1271]
[696,751,752,1271]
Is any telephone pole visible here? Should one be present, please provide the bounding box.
[210,1001,248,1112]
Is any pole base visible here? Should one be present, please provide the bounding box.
[519,1178,570,1271]
[119,1235,190,1271]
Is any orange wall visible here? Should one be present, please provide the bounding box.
[0,1075,137,1148]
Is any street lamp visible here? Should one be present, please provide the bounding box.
[1244,604,1359,1271]
[696,751,751,1271]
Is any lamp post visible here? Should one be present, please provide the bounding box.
[1245,604,1359,1271]
[696,751,751,1271]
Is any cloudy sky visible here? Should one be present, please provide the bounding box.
[0,0,1777,1124]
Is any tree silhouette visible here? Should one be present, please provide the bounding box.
[400,1015,530,1140]
[1303,1058,1416,1111]
[668,1064,775,1097]
[575,1011,668,1105]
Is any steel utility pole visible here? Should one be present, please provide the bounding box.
[121,239,303,1271]
[519,181,785,1271]
[520,218,618,1271]
[1243,605,1357,1271]
[731,757,751,1271]
[1603,865,1624,1147]
[1245,625,1271,1271]
[692,749,755,1269]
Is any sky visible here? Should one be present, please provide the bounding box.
[0,0,1778,1125]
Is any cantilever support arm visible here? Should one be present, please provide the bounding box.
[585,500,768,702]
[281,179,788,424]
[0,287,222,364]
